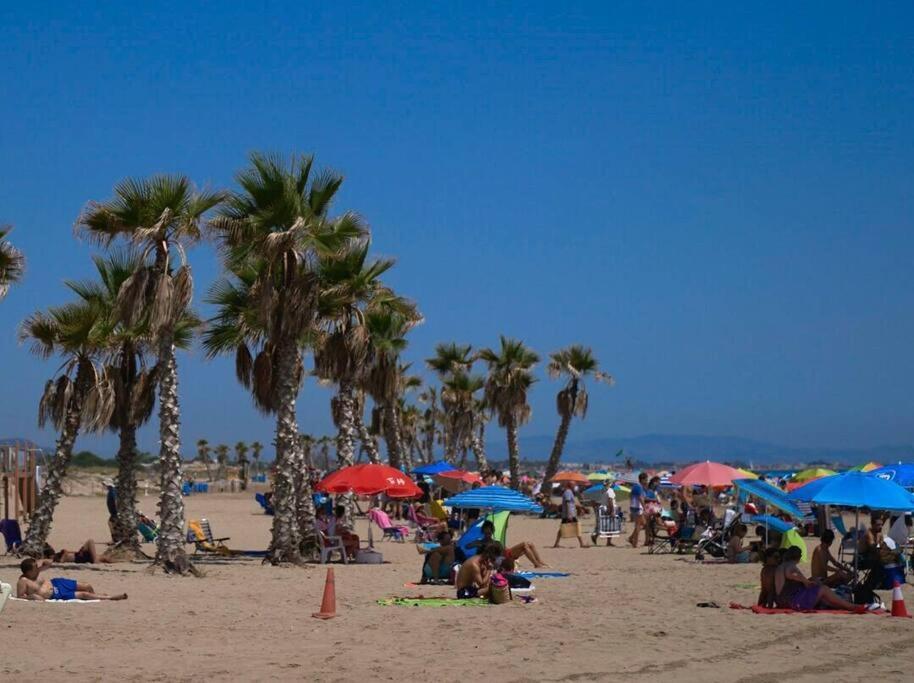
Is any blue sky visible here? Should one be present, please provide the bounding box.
[1,3,913,456]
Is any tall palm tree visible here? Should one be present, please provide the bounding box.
[426,343,477,463]
[441,370,486,468]
[362,310,421,471]
[479,336,539,489]
[234,441,249,490]
[65,251,173,552]
[79,175,221,572]
[543,345,614,482]
[196,439,213,480]
[313,242,403,473]
[0,225,25,299]
[19,302,115,556]
[250,440,264,475]
[206,152,360,563]
[417,386,440,463]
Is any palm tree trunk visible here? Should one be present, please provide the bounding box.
[354,412,381,464]
[293,437,317,557]
[268,340,302,564]
[382,403,404,470]
[423,420,435,464]
[471,423,489,472]
[112,422,141,551]
[21,399,82,557]
[154,333,190,571]
[335,380,358,467]
[544,412,573,483]
[506,413,521,490]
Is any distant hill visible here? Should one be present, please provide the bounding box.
[482,433,913,467]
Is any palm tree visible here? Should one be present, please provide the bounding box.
[441,370,486,468]
[234,441,250,490]
[196,439,213,480]
[250,440,264,475]
[19,301,115,556]
[0,225,25,299]
[205,152,360,563]
[426,343,477,463]
[543,345,614,483]
[66,251,171,552]
[313,242,403,473]
[417,386,441,463]
[479,336,539,489]
[79,175,222,572]
[214,444,230,481]
[362,310,421,471]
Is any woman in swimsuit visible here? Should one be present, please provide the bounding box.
[775,546,864,612]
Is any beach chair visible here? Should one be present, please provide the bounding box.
[591,505,623,545]
[255,493,274,516]
[186,518,232,554]
[406,504,438,543]
[313,519,348,564]
[0,519,22,554]
[367,508,409,542]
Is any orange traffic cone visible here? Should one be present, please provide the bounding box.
[312,567,337,619]
[891,581,909,618]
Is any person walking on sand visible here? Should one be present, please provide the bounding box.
[553,482,587,548]
[627,472,648,547]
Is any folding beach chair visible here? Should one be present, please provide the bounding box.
[186,518,232,554]
[591,505,623,545]
[367,508,409,542]
[406,504,438,543]
[313,519,348,564]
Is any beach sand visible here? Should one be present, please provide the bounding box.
[3,493,914,682]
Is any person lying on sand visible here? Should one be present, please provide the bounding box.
[45,539,111,564]
[811,530,851,587]
[455,543,500,599]
[470,520,549,568]
[774,546,863,612]
[16,558,127,601]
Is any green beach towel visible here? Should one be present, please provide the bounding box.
[377,597,490,607]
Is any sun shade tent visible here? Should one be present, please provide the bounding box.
[733,478,805,520]
[669,461,745,488]
[412,460,455,476]
[443,485,543,514]
[456,510,510,561]
[316,464,422,498]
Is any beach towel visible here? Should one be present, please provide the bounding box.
[0,582,10,614]
[728,602,897,616]
[378,596,490,607]
[514,571,570,579]
[10,597,101,604]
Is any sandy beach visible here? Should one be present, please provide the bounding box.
[1,492,912,682]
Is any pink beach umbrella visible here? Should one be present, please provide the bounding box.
[669,461,746,488]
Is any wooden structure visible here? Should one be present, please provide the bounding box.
[1,442,40,522]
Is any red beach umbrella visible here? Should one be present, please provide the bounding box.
[316,464,421,498]
[437,470,483,485]
[669,461,745,488]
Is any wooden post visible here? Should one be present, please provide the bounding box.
[13,442,19,522]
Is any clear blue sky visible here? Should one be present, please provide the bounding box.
[1,2,913,456]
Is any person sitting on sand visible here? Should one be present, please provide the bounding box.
[774,546,863,612]
[726,524,753,563]
[811,530,851,587]
[418,530,456,581]
[44,539,111,564]
[455,542,500,599]
[16,558,127,601]
[757,547,781,608]
[470,520,549,568]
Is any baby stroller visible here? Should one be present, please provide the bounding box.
[695,508,740,560]
[591,505,623,545]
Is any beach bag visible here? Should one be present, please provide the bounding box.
[560,521,581,538]
[489,572,512,604]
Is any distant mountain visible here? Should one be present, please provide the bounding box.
[482,433,913,467]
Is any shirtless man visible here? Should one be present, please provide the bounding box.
[811,530,851,587]
[16,558,127,601]
[757,548,781,608]
[455,543,500,599]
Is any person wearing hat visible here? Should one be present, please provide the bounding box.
[103,479,117,541]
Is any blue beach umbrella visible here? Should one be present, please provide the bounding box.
[412,460,454,476]
[443,485,543,513]
[868,463,914,489]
